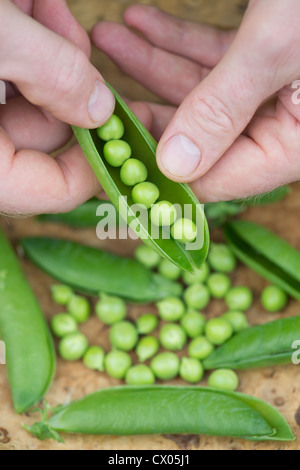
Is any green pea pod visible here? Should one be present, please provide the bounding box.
[72,85,209,273]
[224,220,300,300]
[21,237,182,303]
[23,386,294,442]
[0,230,55,413]
[204,316,300,370]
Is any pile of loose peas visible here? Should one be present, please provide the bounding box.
[50,241,289,391]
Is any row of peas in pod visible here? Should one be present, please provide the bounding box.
[96,115,198,244]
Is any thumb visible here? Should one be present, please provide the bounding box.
[0,0,114,128]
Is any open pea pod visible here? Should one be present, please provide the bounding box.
[72,85,209,273]
[204,316,300,370]
[224,220,300,300]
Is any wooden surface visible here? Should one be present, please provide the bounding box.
[1,0,300,451]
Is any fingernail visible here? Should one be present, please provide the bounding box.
[88,80,115,124]
[160,134,201,177]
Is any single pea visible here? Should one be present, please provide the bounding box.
[225,286,253,311]
[132,182,160,209]
[179,357,204,383]
[51,313,78,338]
[120,158,148,186]
[51,284,73,306]
[150,201,178,227]
[171,218,197,244]
[222,311,249,333]
[180,310,206,338]
[95,294,126,325]
[125,364,156,385]
[136,336,160,362]
[159,323,187,351]
[158,259,182,281]
[156,297,185,322]
[136,314,159,335]
[182,262,210,285]
[134,245,161,269]
[104,350,132,379]
[205,318,233,345]
[109,321,138,351]
[97,114,124,141]
[58,333,88,361]
[207,273,231,299]
[67,295,91,323]
[183,283,210,310]
[103,140,132,167]
[188,336,214,360]
[208,243,237,273]
[150,352,180,380]
[208,369,239,392]
[83,346,105,371]
[261,285,288,312]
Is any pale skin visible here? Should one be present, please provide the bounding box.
[1,0,300,215]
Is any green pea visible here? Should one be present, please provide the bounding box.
[83,346,105,371]
[125,364,155,385]
[179,357,204,383]
[261,285,288,312]
[158,259,182,281]
[207,273,231,299]
[95,294,126,325]
[136,336,160,362]
[183,283,210,310]
[188,336,214,360]
[182,262,210,285]
[59,333,88,361]
[136,314,158,335]
[159,323,187,351]
[222,311,249,333]
[132,182,160,209]
[225,286,253,311]
[150,352,180,380]
[51,313,78,338]
[134,245,161,269]
[171,218,197,244]
[104,350,132,379]
[51,284,73,306]
[109,321,138,351]
[180,310,206,338]
[97,114,124,141]
[67,295,91,323]
[156,297,185,322]
[120,158,148,186]
[103,140,132,167]
[208,369,239,392]
[150,201,178,227]
[208,243,237,273]
[205,318,233,346]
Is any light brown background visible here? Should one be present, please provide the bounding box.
[1,0,300,451]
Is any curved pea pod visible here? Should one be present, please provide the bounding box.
[204,316,300,370]
[23,386,294,442]
[20,237,182,303]
[0,230,55,413]
[224,220,300,300]
[72,85,209,273]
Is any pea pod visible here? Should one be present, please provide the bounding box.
[0,229,55,413]
[204,316,300,370]
[24,386,294,442]
[224,220,300,300]
[72,85,209,273]
[21,237,182,303]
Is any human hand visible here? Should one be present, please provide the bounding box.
[92,2,300,202]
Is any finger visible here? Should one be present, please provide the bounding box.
[143,103,176,140]
[128,101,153,132]
[92,22,208,105]
[124,5,235,67]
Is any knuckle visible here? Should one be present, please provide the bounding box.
[187,95,235,136]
